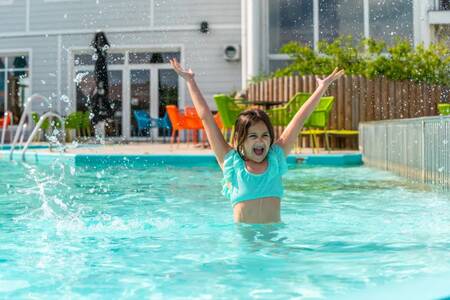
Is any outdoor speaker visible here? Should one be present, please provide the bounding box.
[223,45,241,61]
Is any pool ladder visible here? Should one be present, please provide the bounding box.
[9,94,66,161]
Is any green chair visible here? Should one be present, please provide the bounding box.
[304,96,335,128]
[266,92,312,126]
[438,103,450,116]
[214,94,248,143]
[299,96,335,152]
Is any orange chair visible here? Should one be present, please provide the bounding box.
[214,113,223,130]
[166,105,203,144]
[184,106,204,144]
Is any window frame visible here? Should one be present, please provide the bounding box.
[265,0,415,73]
[0,51,32,120]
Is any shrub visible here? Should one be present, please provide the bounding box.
[262,36,450,86]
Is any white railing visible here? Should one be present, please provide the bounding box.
[359,116,450,190]
[9,94,65,160]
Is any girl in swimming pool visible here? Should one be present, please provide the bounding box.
[170,59,344,224]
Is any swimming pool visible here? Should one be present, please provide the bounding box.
[1,159,450,299]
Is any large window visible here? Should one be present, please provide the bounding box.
[369,0,413,46]
[319,0,364,43]
[269,0,314,53]
[0,54,30,124]
[267,0,414,72]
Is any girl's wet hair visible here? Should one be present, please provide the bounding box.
[233,109,274,160]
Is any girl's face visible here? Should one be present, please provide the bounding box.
[242,121,271,163]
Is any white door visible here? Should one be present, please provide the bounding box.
[74,50,180,140]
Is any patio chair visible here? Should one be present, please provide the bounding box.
[133,110,154,138]
[266,92,312,126]
[213,94,248,143]
[0,111,14,145]
[184,106,205,144]
[166,105,202,144]
[298,96,335,153]
[438,103,450,116]
[155,112,172,143]
[323,129,359,150]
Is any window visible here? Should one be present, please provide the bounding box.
[441,0,450,10]
[129,52,180,64]
[269,0,314,53]
[319,0,364,43]
[266,0,414,73]
[0,54,30,124]
[369,0,413,46]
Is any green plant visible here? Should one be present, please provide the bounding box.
[269,36,450,86]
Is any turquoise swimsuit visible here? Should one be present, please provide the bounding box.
[222,144,288,207]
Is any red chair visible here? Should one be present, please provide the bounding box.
[0,112,13,127]
[166,105,203,144]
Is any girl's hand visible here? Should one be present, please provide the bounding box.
[170,58,195,81]
[316,68,345,87]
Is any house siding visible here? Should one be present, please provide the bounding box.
[0,0,242,115]
[154,0,241,26]
[29,0,152,31]
[0,0,27,33]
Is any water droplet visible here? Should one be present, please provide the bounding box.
[41,80,46,85]
[60,95,70,103]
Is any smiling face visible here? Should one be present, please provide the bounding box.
[242,121,271,163]
[234,109,275,163]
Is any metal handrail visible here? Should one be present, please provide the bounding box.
[21,111,65,160]
[1,111,13,149]
[9,94,65,160]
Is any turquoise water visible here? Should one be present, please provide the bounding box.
[1,160,450,299]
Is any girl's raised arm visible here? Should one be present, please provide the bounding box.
[275,68,344,155]
[170,59,232,168]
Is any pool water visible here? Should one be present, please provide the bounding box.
[1,160,450,299]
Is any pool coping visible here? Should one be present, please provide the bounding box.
[1,149,362,167]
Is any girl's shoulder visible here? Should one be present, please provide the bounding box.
[269,144,288,175]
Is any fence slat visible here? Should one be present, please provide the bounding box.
[244,75,448,149]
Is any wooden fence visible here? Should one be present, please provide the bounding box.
[245,75,449,149]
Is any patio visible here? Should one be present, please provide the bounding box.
[25,142,359,156]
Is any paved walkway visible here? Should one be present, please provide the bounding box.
[32,142,359,155]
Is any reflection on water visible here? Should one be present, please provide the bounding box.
[1,161,450,299]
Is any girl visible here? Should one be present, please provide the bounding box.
[170,59,344,224]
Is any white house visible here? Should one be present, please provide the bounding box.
[0,0,448,140]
